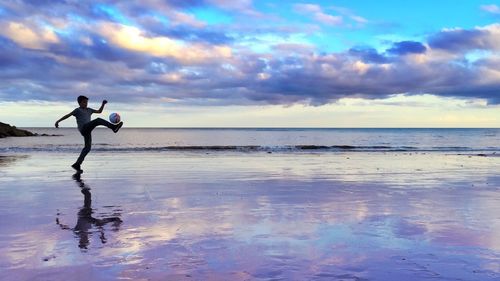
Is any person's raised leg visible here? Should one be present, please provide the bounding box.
[87,118,114,130]
[85,118,123,133]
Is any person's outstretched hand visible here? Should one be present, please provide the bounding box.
[102,100,108,105]
[55,121,59,128]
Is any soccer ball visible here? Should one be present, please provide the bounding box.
[109,113,121,124]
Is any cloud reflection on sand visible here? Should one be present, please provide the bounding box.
[0,152,499,280]
[105,180,499,279]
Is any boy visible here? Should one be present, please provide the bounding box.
[55,95,123,173]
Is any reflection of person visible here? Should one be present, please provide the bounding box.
[56,173,122,250]
[54,95,123,173]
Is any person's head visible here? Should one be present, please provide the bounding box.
[77,95,88,108]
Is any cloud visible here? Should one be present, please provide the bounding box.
[163,0,206,8]
[314,12,343,26]
[387,41,427,55]
[0,21,60,50]
[294,4,343,26]
[481,4,500,14]
[428,24,500,52]
[166,10,207,27]
[97,22,232,63]
[0,2,499,107]
[329,5,368,24]
[139,16,234,45]
[295,4,370,28]
[349,41,426,64]
[208,0,262,17]
[2,22,500,106]
[272,43,316,55]
[0,38,22,67]
[349,46,389,63]
[125,0,261,18]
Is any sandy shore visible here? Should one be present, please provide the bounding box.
[0,152,499,280]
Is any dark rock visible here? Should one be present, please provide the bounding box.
[39,133,63,137]
[0,122,36,138]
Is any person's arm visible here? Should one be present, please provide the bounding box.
[55,112,73,128]
[94,100,108,114]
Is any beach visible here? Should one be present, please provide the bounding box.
[0,128,499,280]
[2,0,500,279]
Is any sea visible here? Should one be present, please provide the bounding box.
[1,128,499,154]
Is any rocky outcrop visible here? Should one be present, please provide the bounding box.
[0,122,36,138]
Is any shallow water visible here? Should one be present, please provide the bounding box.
[0,152,499,280]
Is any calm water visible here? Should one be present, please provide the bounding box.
[1,128,499,153]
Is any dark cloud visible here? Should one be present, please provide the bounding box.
[428,28,494,52]
[0,38,22,66]
[164,0,206,8]
[85,37,152,68]
[170,29,233,45]
[387,41,426,55]
[23,0,67,4]
[146,22,234,45]
[349,46,389,63]
[0,39,58,78]
[42,34,153,70]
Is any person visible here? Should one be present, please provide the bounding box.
[55,95,123,173]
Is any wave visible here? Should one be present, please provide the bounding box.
[1,145,499,153]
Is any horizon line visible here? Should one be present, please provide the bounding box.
[20,126,500,129]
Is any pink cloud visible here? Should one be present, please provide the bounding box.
[481,4,500,14]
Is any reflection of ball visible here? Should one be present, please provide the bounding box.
[109,113,121,124]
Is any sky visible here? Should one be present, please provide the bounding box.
[0,0,499,127]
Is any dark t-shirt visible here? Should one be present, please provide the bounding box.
[71,107,95,132]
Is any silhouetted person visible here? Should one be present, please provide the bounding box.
[55,95,123,173]
[56,173,122,250]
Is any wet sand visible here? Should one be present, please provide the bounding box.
[0,152,499,280]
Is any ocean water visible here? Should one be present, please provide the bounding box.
[1,128,499,153]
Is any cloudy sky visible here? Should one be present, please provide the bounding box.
[0,0,499,127]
